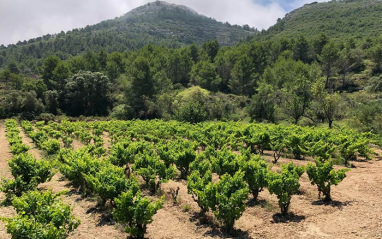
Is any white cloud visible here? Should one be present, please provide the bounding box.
[0,0,323,46]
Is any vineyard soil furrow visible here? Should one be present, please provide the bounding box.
[0,121,16,239]
[17,126,42,159]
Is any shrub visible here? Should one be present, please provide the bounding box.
[42,139,61,155]
[267,162,304,215]
[211,171,249,231]
[241,156,269,201]
[1,190,80,239]
[187,170,214,214]
[113,190,164,238]
[83,164,139,206]
[8,153,54,185]
[59,149,102,191]
[175,145,196,179]
[306,159,349,201]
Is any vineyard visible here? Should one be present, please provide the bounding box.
[0,119,382,238]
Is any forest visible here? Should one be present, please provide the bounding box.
[1,34,382,135]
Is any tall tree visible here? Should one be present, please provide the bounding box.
[62,71,111,116]
[126,57,155,117]
[42,56,60,88]
[312,79,340,128]
[191,60,221,92]
[319,41,340,88]
[229,55,256,96]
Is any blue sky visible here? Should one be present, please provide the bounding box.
[0,0,327,46]
[258,0,314,11]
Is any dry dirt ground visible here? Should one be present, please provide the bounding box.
[0,121,381,239]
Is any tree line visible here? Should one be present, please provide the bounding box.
[1,35,382,132]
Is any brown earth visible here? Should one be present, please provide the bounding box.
[0,121,16,239]
[1,124,382,238]
[148,157,382,239]
[18,126,42,159]
[102,131,112,153]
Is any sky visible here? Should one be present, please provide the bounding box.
[0,0,327,46]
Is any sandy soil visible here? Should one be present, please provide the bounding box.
[147,158,382,239]
[102,132,112,153]
[72,138,85,151]
[1,123,382,239]
[18,126,42,159]
[0,121,16,239]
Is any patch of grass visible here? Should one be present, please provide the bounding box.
[181,204,192,212]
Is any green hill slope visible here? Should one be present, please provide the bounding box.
[0,1,256,70]
[261,0,382,40]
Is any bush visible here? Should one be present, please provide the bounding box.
[1,153,54,202]
[113,190,164,238]
[175,142,197,179]
[59,149,102,191]
[211,171,249,231]
[42,139,61,155]
[267,162,304,215]
[8,153,54,185]
[306,159,349,201]
[241,156,269,201]
[187,170,214,214]
[132,154,171,193]
[1,190,80,239]
[84,164,139,205]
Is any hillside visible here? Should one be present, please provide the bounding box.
[0,1,256,69]
[260,0,382,40]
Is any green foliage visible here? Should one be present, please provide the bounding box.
[210,148,241,176]
[264,0,382,40]
[339,136,373,166]
[173,86,210,123]
[248,83,276,123]
[190,60,221,92]
[132,153,170,192]
[307,159,349,201]
[59,149,102,190]
[62,71,112,117]
[1,177,37,203]
[211,172,249,231]
[84,164,139,205]
[42,139,61,155]
[267,162,304,215]
[8,153,54,185]
[241,156,269,201]
[4,119,30,155]
[113,190,164,238]
[174,141,197,179]
[187,170,214,214]
[1,190,80,239]
[1,153,54,202]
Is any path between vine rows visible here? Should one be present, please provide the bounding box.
[0,124,382,238]
[0,121,15,239]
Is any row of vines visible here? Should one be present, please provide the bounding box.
[1,119,381,238]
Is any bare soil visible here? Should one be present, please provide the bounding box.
[72,138,85,151]
[18,126,42,159]
[1,125,381,238]
[0,121,16,239]
[102,131,112,153]
[148,158,382,239]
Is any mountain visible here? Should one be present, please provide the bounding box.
[0,1,256,70]
[260,0,382,40]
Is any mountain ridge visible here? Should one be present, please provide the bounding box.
[0,1,256,70]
